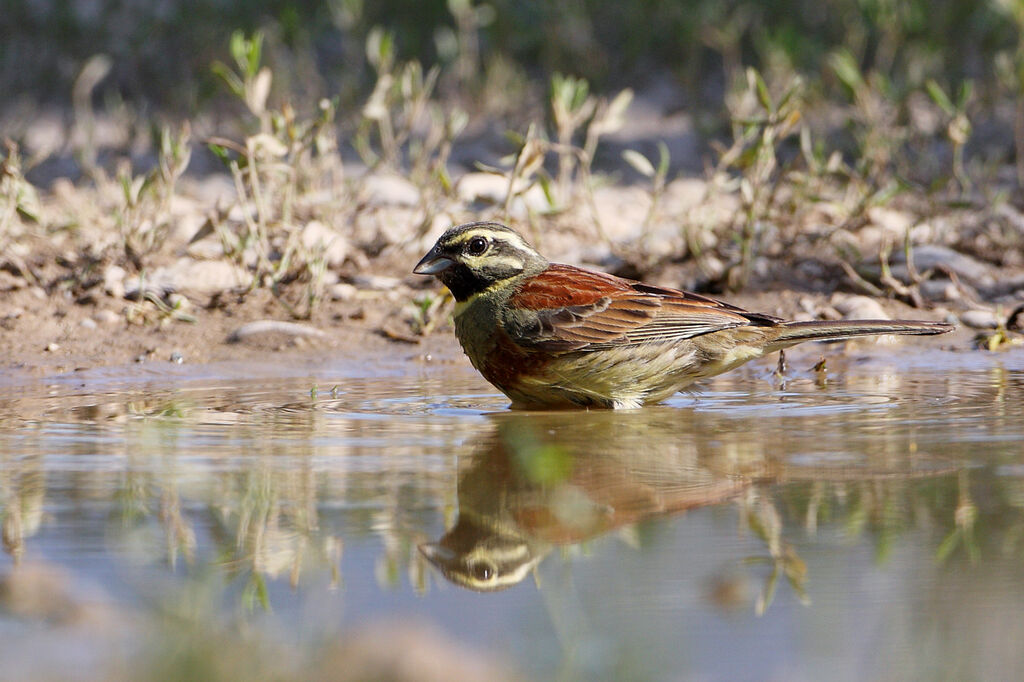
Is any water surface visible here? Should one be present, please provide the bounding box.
[1,345,1023,680]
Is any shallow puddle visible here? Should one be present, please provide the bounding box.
[2,345,1024,680]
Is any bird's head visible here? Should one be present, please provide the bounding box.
[418,516,547,592]
[413,222,548,301]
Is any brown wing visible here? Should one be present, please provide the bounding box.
[508,264,781,352]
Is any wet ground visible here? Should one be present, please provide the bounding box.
[2,342,1024,680]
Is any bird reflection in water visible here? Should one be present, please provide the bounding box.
[420,410,772,592]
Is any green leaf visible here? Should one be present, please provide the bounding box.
[829,49,865,96]
[229,30,246,71]
[748,67,773,112]
[242,572,271,612]
[245,32,264,78]
[956,79,974,108]
[366,26,394,71]
[504,129,526,146]
[436,167,452,193]
[925,79,955,116]
[776,77,803,112]
[756,564,779,616]
[935,527,961,564]
[228,30,262,78]
[656,141,671,179]
[207,143,231,166]
[538,173,555,206]
[571,77,590,113]
[211,61,244,98]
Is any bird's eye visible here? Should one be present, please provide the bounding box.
[468,560,495,582]
[466,236,489,255]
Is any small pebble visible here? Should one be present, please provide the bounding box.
[168,293,191,310]
[45,342,60,352]
[918,278,961,302]
[227,320,327,343]
[170,351,184,364]
[329,283,358,301]
[79,318,97,329]
[959,309,999,330]
[351,274,401,291]
[94,310,121,325]
[103,264,126,299]
[833,295,890,320]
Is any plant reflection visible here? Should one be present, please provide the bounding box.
[0,452,44,563]
[1,383,1022,617]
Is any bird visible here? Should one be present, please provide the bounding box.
[413,221,954,409]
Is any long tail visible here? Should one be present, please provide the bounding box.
[763,319,953,352]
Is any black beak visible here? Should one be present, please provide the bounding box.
[413,247,455,275]
[418,542,457,567]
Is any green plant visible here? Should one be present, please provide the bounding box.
[715,67,803,289]
[925,79,974,196]
[474,75,631,241]
[828,49,906,194]
[212,30,273,132]
[741,491,810,615]
[356,27,468,181]
[549,75,633,210]
[208,31,343,319]
[355,27,468,235]
[117,125,192,269]
[994,0,1024,188]
[438,0,495,91]
[0,138,40,236]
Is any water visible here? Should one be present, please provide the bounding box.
[1,345,1023,680]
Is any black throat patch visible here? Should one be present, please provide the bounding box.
[439,263,499,301]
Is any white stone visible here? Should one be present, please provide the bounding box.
[301,220,350,267]
[94,309,121,325]
[126,258,250,298]
[362,173,421,208]
[867,206,914,236]
[227,320,327,343]
[959,309,999,329]
[103,264,127,299]
[832,295,891,320]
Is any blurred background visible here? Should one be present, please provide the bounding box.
[2,0,1019,152]
[2,0,1017,107]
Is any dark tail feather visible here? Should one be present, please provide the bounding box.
[764,319,953,352]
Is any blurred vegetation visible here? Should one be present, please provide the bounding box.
[1,0,1019,114]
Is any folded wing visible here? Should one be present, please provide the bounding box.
[509,264,782,352]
